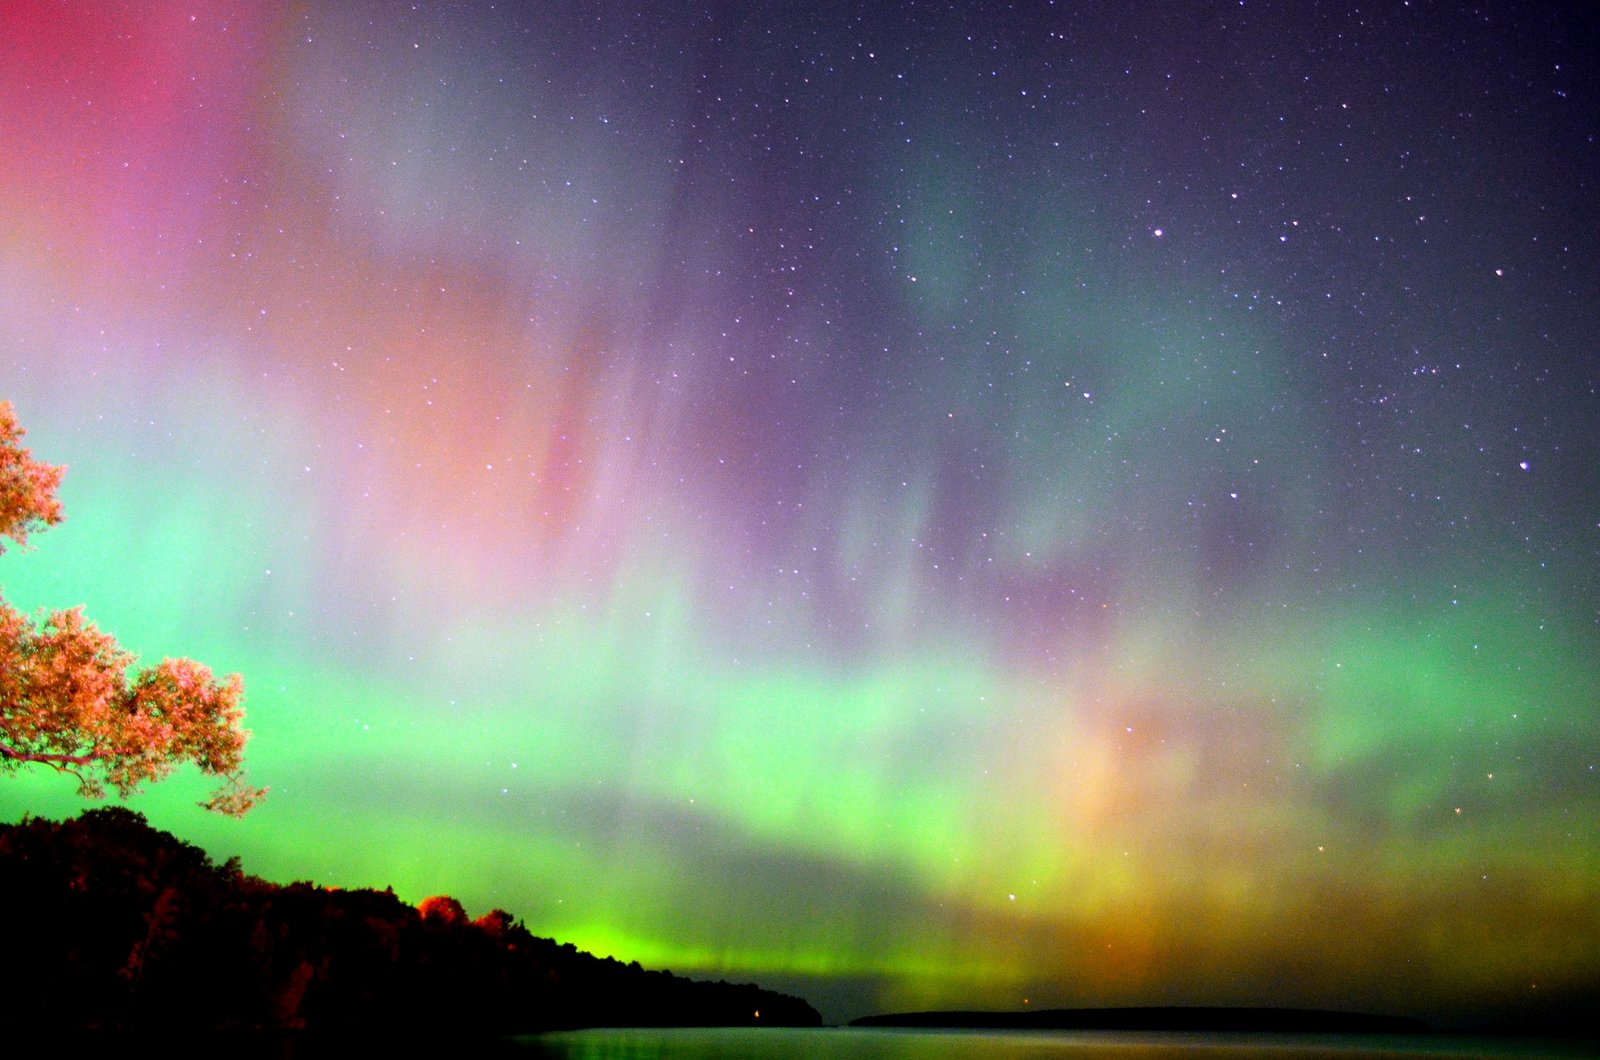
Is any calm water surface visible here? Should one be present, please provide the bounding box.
[515,1028,1593,1059]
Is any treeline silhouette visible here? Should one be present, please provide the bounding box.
[0,808,820,1034]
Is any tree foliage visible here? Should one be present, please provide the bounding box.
[0,401,263,814]
[418,894,469,926]
[0,399,64,549]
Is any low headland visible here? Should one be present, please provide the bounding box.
[0,807,821,1035]
[851,1007,1430,1034]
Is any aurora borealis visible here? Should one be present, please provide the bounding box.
[2,0,1597,1028]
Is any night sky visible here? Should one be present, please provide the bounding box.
[2,0,1597,1028]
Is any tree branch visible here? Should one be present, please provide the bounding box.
[0,741,114,767]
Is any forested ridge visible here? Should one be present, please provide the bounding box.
[0,808,820,1033]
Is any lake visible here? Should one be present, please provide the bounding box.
[514,1027,1593,1059]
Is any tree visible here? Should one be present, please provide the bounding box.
[0,401,263,815]
[418,895,468,926]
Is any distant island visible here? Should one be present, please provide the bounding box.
[0,808,821,1034]
[851,1007,1429,1034]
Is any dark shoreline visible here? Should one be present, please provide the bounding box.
[850,1006,1430,1034]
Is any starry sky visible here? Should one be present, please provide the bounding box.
[2,0,1597,1029]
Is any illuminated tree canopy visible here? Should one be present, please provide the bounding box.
[0,401,263,815]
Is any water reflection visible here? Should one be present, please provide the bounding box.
[515,1027,1583,1059]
